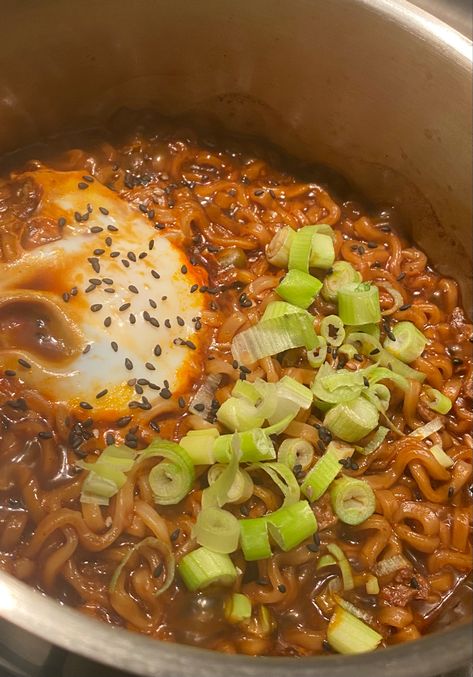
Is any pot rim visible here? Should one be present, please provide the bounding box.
[0,0,471,675]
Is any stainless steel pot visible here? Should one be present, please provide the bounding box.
[0,1,471,676]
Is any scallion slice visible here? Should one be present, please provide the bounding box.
[267,375,313,426]
[232,379,262,405]
[409,417,443,440]
[216,397,265,432]
[316,554,337,569]
[278,438,314,471]
[346,331,425,382]
[202,435,240,508]
[383,321,427,363]
[424,386,452,415]
[261,300,310,322]
[224,593,252,623]
[324,398,379,442]
[307,336,327,368]
[178,547,237,591]
[208,464,254,503]
[193,507,240,554]
[326,543,354,591]
[250,461,300,506]
[320,314,346,347]
[337,282,381,326]
[356,426,389,455]
[288,225,316,273]
[134,440,194,506]
[179,429,219,465]
[322,261,362,302]
[327,605,382,654]
[301,441,352,501]
[330,477,376,525]
[365,574,380,595]
[429,444,454,468]
[214,429,276,463]
[110,536,175,597]
[266,226,295,267]
[231,311,318,364]
[312,363,365,405]
[309,233,336,270]
[276,269,323,309]
[240,517,272,561]
[267,500,317,551]
[78,445,137,505]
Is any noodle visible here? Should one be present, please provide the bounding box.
[0,117,471,657]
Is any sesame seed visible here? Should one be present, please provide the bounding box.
[448,486,454,497]
[128,285,139,294]
[58,217,66,228]
[153,563,164,578]
[278,584,286,593]
[145,362,156,370]
[190,284,198,293]
[151,270,160,279]
[104,317,111,327]
[105,236,113,246]
[99,206,109,215]
[78,182,89,190]
[94,248,105,256]
[107,224,118,232]
[127,252,137,262]
[149,299,157,309]
[88,257,100,273]
[139,252,147,259]
[129,314,136,324]
[178,397,186,408]
[149,421,161,433]
[4,369,16,376]
[89,278,101,285]
[159,388,172,399]
[74,211,82,223]
[90,304,102,312]
[149,239,155,250]
[79,401,93,410]
[70,287,78,296]
[96,389,108,399]
[164,319,171,328]
[38,431,53,439]
[399,303,412,311]
[181,265,188,274]
[125,358,133,370]
[397,272,406,281]
[83,344,91,354]
[170,528,180,541]
[185,340,196,350]
[122,259,130,268]
[116,416,132,428]
[176,316,185,326]
[119,303,131,311]
[90,226,103,234]
[18,358,31,369]
[82,175,94,183]
[139,203,148,213]
[62,292,70,302]
[104,288,115,294]
[154,345,162,356]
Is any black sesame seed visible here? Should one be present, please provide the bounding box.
[107,224,118,232]
[399,303,412,311]
[105,236,112,246]
[83,344,91,354]
[307,543,319,552]
[88,257,100,273]
[122,259,130,268]
[145,362,156,371]
[148,239,155,251]
[96,389,108,399]
[164,319,171,328]
[62,292,70,302]
[254,189,264,196]
[89,278,102,285]
[149,299,157,309]
[397,272,406,281]
[176,316,185,327]
[111,341,118,353]
[78,182,89,190]
[370,348,380,355]
[38,430,53,440]
[181,265,188,274]
[363,376,370,387]
[448,486,454,497]
[7,398,28,411]
[129,314,136,324]
[124,358,133,371]
[94,248,105,256]
[185,340,196,350]
[128,285,139,294]
[151,270,160,279]
[4,369,16,377]
[193,403,205,412]
[170,528,180,542]
[354,353,364,362]
[90,304,102,312]
[18,358,31,369]
[90,226,103,234]
[143,311,151,322]
[154,344,162,357]
[58,216,66,228]
[452,357,463,366]
[139,252,147,260]
[79,401,93,410]
[159,388,172,399]
[240,366,251,374]
[104,317,111,327]
[116,416,132,429]
[149,318,160,328]
[277,584,286,593]
[410,578,420,589]
[119,303,131,312]
[190,284,198,293]
[150,420,161,432]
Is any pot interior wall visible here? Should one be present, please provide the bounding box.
[0,0,471,307]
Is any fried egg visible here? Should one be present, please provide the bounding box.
[0,169,209,418]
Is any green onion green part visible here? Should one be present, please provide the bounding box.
[240,517,272,561]
[137,440,194,506]
[224,593,252,623]
[266,226,295,267]
[383,321,427,363]
[193,507,240,553]
[330,477,376,525]
[424,386,452,415]
[320,314,346,347]
[178,547,237,591]
[267,500,318,551]
[337,283,381,326]
[324,397,379,442]
[322,261,362,302]
[276,269,323,309]
[327,605,382,654]
[277,438,314,471]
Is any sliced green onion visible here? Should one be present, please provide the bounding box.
[307,336,327,368]
[367,366,409,392]
[110,537,175,597]
[266,226,295,267]
[250,462,300,506]
[301,441,352,501]
[288,225,316,273]
[330,477,376,525]
[239,517,272,561]
[261,300,310,322]
[276,269,323,309]
[316,554,337,569]
[263,413,295,436]
[78,445,137,505]
[379,282,405,316]
[332,594,374,624]
[383,321,427,363]
[136,440,194,506]
[178,547,237,592]
[310,223,336,240]
[216,397,265,432]
[193,507,240,554]
[310,233,335,269]
[356,426,389,455]
[208,464,254,503]
[346,323,381,340]
[231,379,262,405]
[429,444,454,469]
[231,311,318,364]
[337,283,381,326]
[364,383,391,413]
[312,363,365,405]
[266,375,313,426]
[409,417,443,440]
[320,314,346,347]
[202,435,240,509]
[278,438,314,471]
[214,429,276,463]
[424,387,453,415]
[326,543,354,591]
[324,398,379,442]
[366,574,380,595]
[224,593,252,624]
[328,605,382,654]
[179,430,219,465]
[338,343,358,359]
[346,331,425,382]
[322,261,362,302]
[267,500,317,551]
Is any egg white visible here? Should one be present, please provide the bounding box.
[0,169,209,418]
